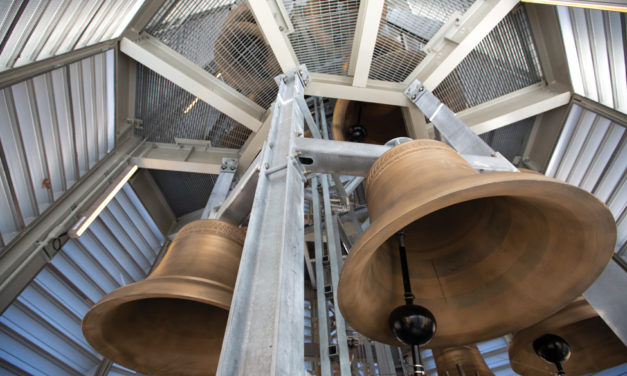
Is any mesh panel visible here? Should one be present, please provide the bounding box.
[149,170,218,217]
[480,116,535,162]
[434,6,543,112]
[144,0,280,109]
[369,0,476,82]
[134,63,251,149]
[284,0,360,75]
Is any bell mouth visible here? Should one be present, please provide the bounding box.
[83,276,233,375]
[338,172,616,347]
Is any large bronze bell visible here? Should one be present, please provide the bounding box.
[82,219,246,375]
[508,297,627,375]
[337,139,616,347]
[432,345,494,376]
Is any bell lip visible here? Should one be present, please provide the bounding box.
[338,171,616,347]
[81,275,232,372]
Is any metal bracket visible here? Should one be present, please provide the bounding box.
[275,64,310,88]
[405,79,518,173]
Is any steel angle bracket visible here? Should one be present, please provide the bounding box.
[405,80,518,173]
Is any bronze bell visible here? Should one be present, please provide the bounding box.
[432,345,494,376]
[214,5,281,102]
[82,219,246,376]
[509,297,627,375]
[337,139,616,347]
[331,49,423,144]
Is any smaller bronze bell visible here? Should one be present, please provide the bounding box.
[508,297,627,375]
[432,345,494,376]
[82,219,246,376]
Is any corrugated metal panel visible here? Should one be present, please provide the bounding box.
[0,183,164,376]
[546,103,626,262]
[286,0,360,76]
[433,6,543,113]
[0,50,115,248]
[134,63,251,148]
[557,7,626,115]
[0,0,145,71]
[144,0,280,109]
[369,0,476,83]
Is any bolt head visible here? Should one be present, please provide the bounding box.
[419,86,424,92]
[230,165,236,170]
[283,76,288,83]
[411,94,417,100]
[264,163,270,169]
[221,164,227,170]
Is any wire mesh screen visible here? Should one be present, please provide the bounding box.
[134,63,251,149]
[284,0,360,75]
[480,116,535,162]
[369,0,476,82]
[144,0,280,109]
[149,170,218,217]
[433,6,543,113]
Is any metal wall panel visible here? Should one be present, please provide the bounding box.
[0,183,164,376]
[557,7,627,114]
[0,0,145,71]
[0,50,115,250]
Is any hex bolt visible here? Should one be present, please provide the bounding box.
[221,164,227,170]
[230,165,236,170]
[264,162,270,169]
[283,76,288,83]
[419,86,424,92]
[299,70,303,76]
[411,94,417,100]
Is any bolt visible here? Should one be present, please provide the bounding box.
[265,162,270,169]
[299,70,304,76]
[491,152,497,157]
[230,165,236,170]
[304,79,309,85]
[411,94,417,100]
[283,76,288,83]
[419,86,424,92]
[269,142,274,148]
[279,26,285,31]
[295,131,303,137]
[221,164,227,170]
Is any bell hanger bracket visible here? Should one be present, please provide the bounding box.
[405,80,518,173]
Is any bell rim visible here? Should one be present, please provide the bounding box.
[338,171,616,347]
[82,275,232,373]
[176,219,246,246]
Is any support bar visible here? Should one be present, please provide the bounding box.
[131,141,240,174]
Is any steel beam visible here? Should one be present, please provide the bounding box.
[201,159,238,219]
[521,0,627,12]
[583,259,627,345]
[120,36,265,132]
[305,73,410,107]
[247,0,299,72]
[294,137,390,176]
[216,154,260,226]
[238,110,273,176]
[0,135,142,314]
[131,141,240,174]
[349,0,386,87]
[123,0,168,35]
[457,83,572,135]
[217,68,306,375]
[402,0,519,90]
[0,40,117,89]
[311,175,332,376]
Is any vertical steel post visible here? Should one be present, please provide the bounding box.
[312,175,332,376]
[321,173,352,375]
[217,67,307,375]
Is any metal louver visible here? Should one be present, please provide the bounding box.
[546,102,626,261]
[0,184,164,376]
[557,6,626,115]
